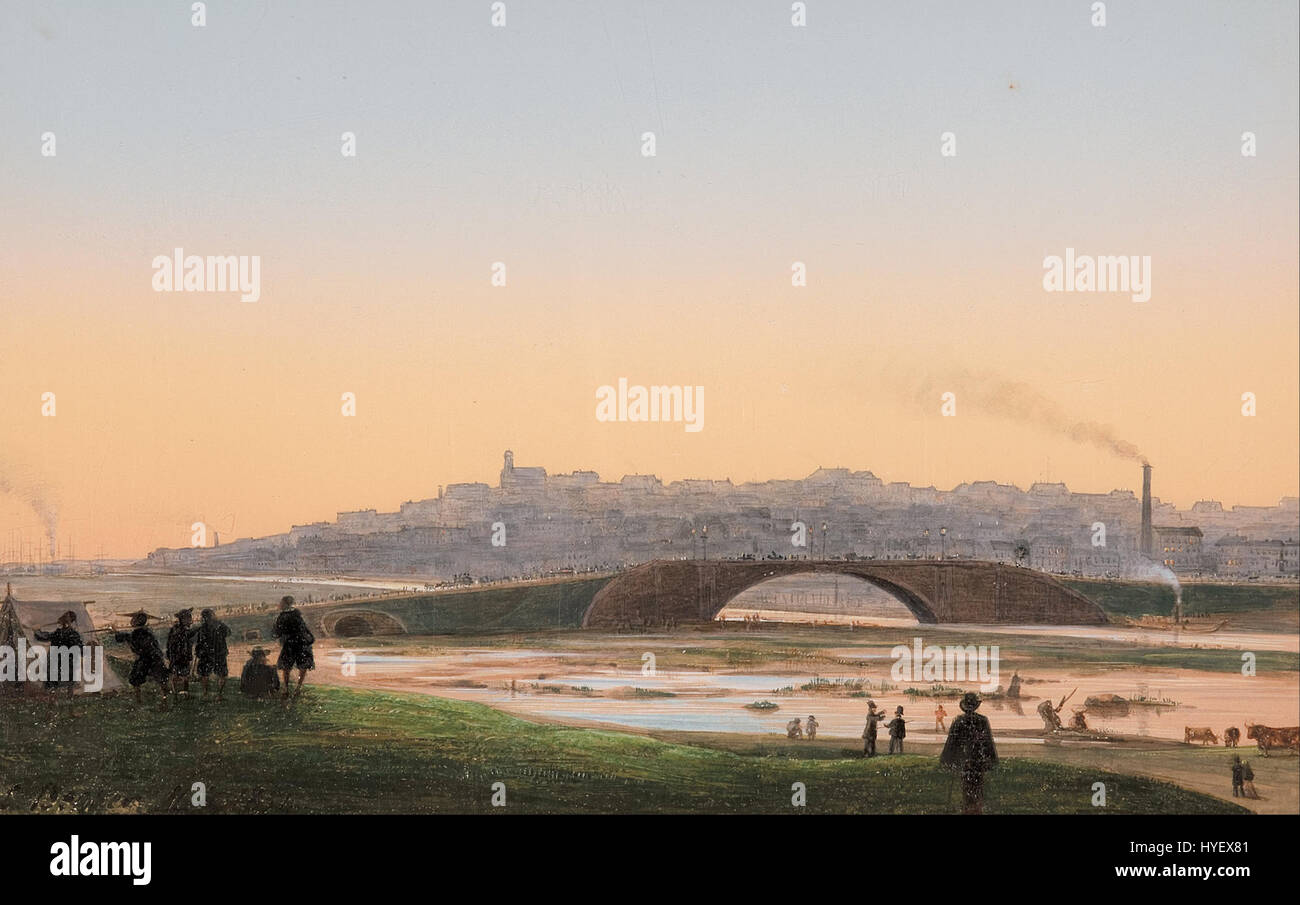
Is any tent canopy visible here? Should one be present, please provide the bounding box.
[1,585,124,692]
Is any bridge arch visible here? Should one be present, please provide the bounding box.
[582,560,1106,628]
[320,609,408,637]
[712,564,939,624]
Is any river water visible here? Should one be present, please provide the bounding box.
[321,637,1300,746]
[9,574,1297,745]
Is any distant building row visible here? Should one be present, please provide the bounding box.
[143,451,1300,581]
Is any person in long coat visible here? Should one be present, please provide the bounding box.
[940,692,999,814]
[886,706,907,754]
[166,608,196,694]
[272,596,315,698]
[193,608,231,700]
[862,701,884,757]
[33,610,82,694]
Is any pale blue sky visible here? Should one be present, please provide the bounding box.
[4,0,1296,275]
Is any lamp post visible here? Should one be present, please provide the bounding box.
[701,525,708,561]
[940,526,947,560]
[923,527,931,560]
[690,527,697,560]
[821,523,828,560]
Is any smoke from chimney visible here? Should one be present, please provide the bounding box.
[890,368,1148,464]
[1140,464,1153,557]
[0,463,60,560]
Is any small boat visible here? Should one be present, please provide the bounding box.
[1085,692,1178,711]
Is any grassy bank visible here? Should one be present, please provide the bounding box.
[0,685,1244,815]
[217,575,611,640]
[1063,578,1298,622]
[401,623,1299,675]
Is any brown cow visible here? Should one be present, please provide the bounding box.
[1184,726,1219,746]
[1224,727,1241,748]
[1245,723,1300,757]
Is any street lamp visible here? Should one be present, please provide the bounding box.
[940,526,947,560]
[821,523,828,560]
[701,525,708,561]
[923,527,931,560]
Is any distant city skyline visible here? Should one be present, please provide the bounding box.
[3,442,1299,563]
[121,449,1297,581]
[112,449,1296,585]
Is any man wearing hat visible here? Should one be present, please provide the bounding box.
[886,706,907,754]
[940,692,999,814]
[114,612,170,707]
[272,595,315,698]
[861,701,885,757]
[33,610,82,695]
[239,647,281,699]
[194,608,231,701]
[166,608,197,694]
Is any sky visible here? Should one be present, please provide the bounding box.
[1,0,1296,559]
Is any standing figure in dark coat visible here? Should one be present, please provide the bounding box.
[940,692,999,814]
[166,608,196,694]
[33,610,82,695]
[114,612,170,707]
[1231,756,1244,797]
[272,596,315,698]
[886,706,907,754]
[1241,760,1258,799]
[193,608,231,701]
[862,700,884,757]
[239,648,281,699]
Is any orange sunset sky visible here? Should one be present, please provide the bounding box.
[1,1,1297,559]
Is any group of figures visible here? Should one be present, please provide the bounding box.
[111,595,316,707]
[780,693,998,814]
[861,701,909,756]
[785,714,819,739]
[863,694,998,814]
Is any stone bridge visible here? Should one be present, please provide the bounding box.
[219,574,614,640]
[581,560,1106,627]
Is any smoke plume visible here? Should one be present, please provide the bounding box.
[0,463,60,559]
[894,367,1147,465]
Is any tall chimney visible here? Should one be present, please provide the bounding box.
[1140,464,1153,557]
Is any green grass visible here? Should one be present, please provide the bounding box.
[645,624,1300,675]
[0,685,1245,815]
[1063,578,1298,620]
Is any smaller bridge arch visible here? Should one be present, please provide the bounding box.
[319,609,408,637]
